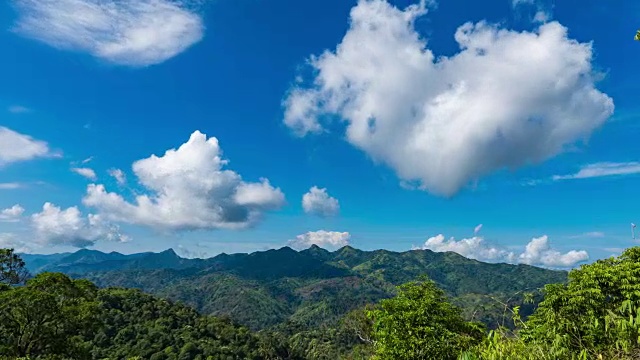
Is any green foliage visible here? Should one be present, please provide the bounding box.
[59,246,565,333]
[466,247,640,359]
[368,277,484,360]
[0,248,29,285]
[0,272,101,359]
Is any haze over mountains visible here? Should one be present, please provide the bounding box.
[21,246,567,331]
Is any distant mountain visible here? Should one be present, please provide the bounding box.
[22,245,568,331]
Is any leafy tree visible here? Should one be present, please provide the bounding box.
[465,246,640,359]
[0,248,29,285]
[368,277,484,360]
[520,247,640,358]
[0,272,101,359]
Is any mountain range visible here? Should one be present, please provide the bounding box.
[20,245,568,331]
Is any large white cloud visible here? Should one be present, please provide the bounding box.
[0,127,55,166]
[83,131,285,231]
[283,0,614,196]
[288,230,351,250]
[31,202,128,248]
[302,186,340,217]
[420,233,588,268]
[12,0,204,67]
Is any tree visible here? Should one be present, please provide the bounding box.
[519,247,640,358]
[367,277,484,360]
[0,272,101,359]
[0,248,29,285]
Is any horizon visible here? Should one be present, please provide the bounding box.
[1,0,639,270]
[17,243,580,272]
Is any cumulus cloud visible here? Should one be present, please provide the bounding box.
[0,233,32,253]
[108,168,126,185]
[518,235,589,267]
[0,127,56,166]
[12,0,204,67]
[83,131,285,231]
[283,0,613,197]
[302,186,340,217]
[288,230,351,250]
[0,205,25,222]
[31,202,128,248]
[420,233,588,268]
[71,167,97,181]
[553,162,640,181]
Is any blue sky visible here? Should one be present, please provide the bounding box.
[0,0,638,268]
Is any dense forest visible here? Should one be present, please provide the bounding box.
[3,246,640,359]
[20,246,566,332]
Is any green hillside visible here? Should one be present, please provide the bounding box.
[23,245,567,331]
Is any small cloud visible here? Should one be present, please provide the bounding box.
[12,0,205,67]
[567,231,605,239]
[0,127,57,166]
[0,204,25,222]
[8,105,32,114]
[420,233,588,268]
[71,167,97,181]
[288,230,351,250]
[0,183,24,190]
[553,162,640,181]
[175,244,210,259]
[302,186,340,217]
[474,224,483,235]
[81,156,94,164]
[31,202,128,248]
[108,168,126,185]
[533,10,550,23]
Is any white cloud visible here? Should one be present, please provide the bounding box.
[422,234,516,262]
[0,233,32,253]
[302,186,340,217]
[0,127,56,166]
[83,131,285,231]
[0,205,25,222]
[0,183,23,190]
[568,231,605,239]
[81,156,94,164]
[283,0,613,197]
[31,202,128,248]
[533,11,550,23]
[288,230,351,250]
[108,168,126,185]
[474,224,483,235]
[8,105,31,114]
[512,0,535,5]
[420,233,588,268]
[12,0,204,67]
[71,167,97,181]
[553,162,640,181]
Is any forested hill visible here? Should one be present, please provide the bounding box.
[21,245,567,331]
